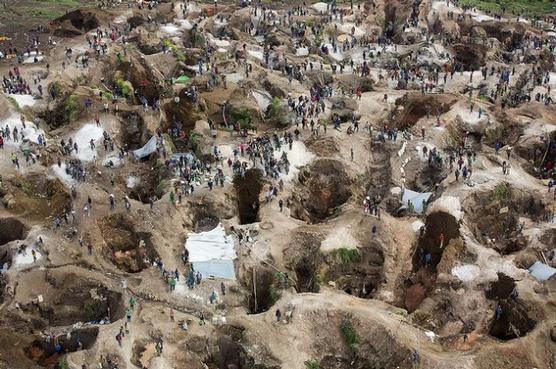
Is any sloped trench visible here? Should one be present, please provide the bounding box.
[98,214,159,273]
[402,211,460,312]
[0,217,28,246]
[25,327,99,367]
[234,169,263,225]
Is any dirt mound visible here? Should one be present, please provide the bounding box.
[390,93,457,129]
[120,110,148,150]
[26,327,98,367]
[329,97,359,123]
[451,43,488,71]
[290,159,352,223]
[0,217,28,246]
[489,299,539,340]
[98,213,159,273]
[135,26,162,55]
[305,135,340,156]
[233,169,263,225]
[0,175,72,220]
[463,184,545,255]
[52,10,100,37]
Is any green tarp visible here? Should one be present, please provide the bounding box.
[173,75,190,84]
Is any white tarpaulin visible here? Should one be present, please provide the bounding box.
[400,189,433,214]
[528,261,556,281]
[133,136,158,160]
[185,224,236,279]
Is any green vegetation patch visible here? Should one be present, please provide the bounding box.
[459,0,555,16]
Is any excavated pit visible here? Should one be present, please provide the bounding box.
[234,169,263,225]
[25,327,99,367]
[515,130,555,179]
[451,43,488,71]
[0,175,72,220]
[128,160,170,203]
[324,237,385,299]
[404,157,446,193]
[366,144,393,209]
[463,185,545,255]
[413,212,460,270]
[484,112,524,149]
[201,327,280,369]
[243,267,278,314]
[390,93,457,130]
[23,279,125,326]
[0,246,12,270]
[162,94,200,151]
[402,211,460,312]
[290,159,352,223]
[320,322,413,369]
[40,92,86,129]
[98,214,159,273]
[284,230,323,293]
[484,273,538,340]
[116,56,164,104]
[489,299,538,341]
[120,111,148,150]
[485,273,516,301]
[0,217,28,246]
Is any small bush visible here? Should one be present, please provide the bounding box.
[331,248,361,265]
[304,359,320,369]
[340,315,360,352]
[491,183,509,202]
[231,107,254,130]
[115,78,133,98]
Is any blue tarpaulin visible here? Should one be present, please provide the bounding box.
[399,189,433,214]
[132,136,158,160]
[529,261,556,281]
